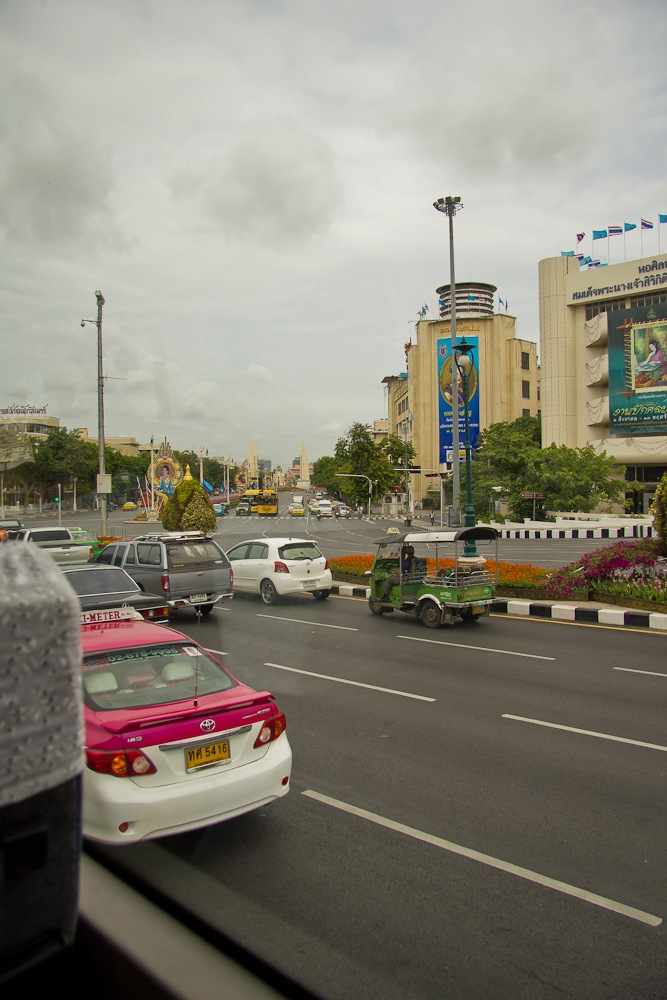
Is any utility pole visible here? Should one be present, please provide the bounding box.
[433,196,463,523]
[82,291,107,537]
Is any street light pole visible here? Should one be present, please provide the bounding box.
[454,338,477,558]
[82,290,107,537]
[433,196,463,525]
[335,473,372,516]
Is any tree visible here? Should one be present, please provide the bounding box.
[470,416,636,519]
[161,469,216,534]
[649,471,667,552]
[332,423,397,506]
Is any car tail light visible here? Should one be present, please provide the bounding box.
[85,748,157,777]
[161,572,170,594]
[230,568,233,586]
[253,712,287,747]
[324,558,330,569]
[141,606,169,620]
[273,561,290,574]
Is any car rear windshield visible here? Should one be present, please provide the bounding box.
[279,542,323,561]
[65,568,139,596]
[82,644,237,710]
[166,539,229,567]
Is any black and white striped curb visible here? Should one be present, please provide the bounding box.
[331,584,667,630]
[369,518,654,540]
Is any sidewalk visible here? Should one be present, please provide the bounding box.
[331,581,667,631]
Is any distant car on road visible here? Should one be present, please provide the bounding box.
[60,564,169,622]
[289,503,305,517]
[235,502,252,516]
[80,608,292,844]
[0,517,23,539]
[122,501,138,510]
[226,536,332,605]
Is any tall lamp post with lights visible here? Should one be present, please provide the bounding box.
[336,473,372,516]
[433,195,463,524]
[453,338,477,558]
[81,291,108,537]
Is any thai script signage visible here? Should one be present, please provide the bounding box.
[571,258,667,301]
[1,404,48,415]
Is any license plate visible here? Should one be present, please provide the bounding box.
[186,740,230,771]
[189,593,206,603]
[302,580,317,589]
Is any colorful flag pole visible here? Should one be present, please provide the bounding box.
[659,213,667,254]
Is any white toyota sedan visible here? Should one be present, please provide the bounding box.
[225,537,333,604]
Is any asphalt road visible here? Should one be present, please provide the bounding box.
[23,505,633,570]
[88,584,667,999]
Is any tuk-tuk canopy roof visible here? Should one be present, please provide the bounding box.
[372,525,499,547]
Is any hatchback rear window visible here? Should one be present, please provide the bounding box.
[82,644,237,710]
[279,543,323,561]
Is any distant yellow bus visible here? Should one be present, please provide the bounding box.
[241,489,261,512]
[256,489,278,516]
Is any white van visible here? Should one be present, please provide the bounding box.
[292,494,304,505]
[315,499,333,517]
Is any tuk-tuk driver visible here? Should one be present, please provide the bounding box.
[382,544,415,598]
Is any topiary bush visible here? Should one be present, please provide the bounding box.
[650,472,667,551]
[161,467,216,535]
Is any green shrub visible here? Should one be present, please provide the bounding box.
[161,472,216,534]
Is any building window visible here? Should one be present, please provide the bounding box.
[521,351,530,370]
[522,380,530,399]
[522,409,530,417]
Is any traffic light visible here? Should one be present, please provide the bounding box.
[54,496,59,503]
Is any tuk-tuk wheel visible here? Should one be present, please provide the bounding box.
[369,597,393,615]
[420,600,443,629]
[460,608,480,622]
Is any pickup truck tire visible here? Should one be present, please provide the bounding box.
[312,589,331,601]
[420,600,443,629]
[260,579,278,605]
[197,603,214,615]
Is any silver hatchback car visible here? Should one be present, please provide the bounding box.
[226,536,332,604]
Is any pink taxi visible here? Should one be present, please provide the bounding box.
[80,608,292,845]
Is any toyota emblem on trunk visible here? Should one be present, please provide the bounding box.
[200,719,216,732]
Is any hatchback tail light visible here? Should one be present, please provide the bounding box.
[85,748,157,777]
[273,561,290,574]
[324,558,330,569]
[253,712,287,747]
[161,572,170,594]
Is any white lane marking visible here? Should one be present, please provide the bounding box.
[263,662,435,702]
[257,614,357,631]
[302,790,662,927]
[398,636,555,661]
[502,714,667,753]
[613,666,667,678]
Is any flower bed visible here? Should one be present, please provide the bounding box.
[328,538,667,608]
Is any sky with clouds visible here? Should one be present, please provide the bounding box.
[2,0,666,470]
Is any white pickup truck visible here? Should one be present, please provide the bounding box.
[14,526,95,565]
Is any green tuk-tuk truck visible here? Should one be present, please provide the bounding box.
[367,526,499,628]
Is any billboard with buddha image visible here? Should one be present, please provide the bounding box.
[608,304,667,436]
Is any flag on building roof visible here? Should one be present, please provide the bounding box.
[498,297,504,305]
[588,259,601,268]
[641,219,654,230]
[624,222,637,232]
[608,225,622,237]
[581,256,592,265]
[593,229,607,240]
[659,214,667,224]
[576,232,585,243]
[561,250,575,257]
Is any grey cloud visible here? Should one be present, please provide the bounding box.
[171,120,342,244]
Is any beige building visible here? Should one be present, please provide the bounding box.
[539,253,667,512]
[383,283,540,506]
[0,406,60,439]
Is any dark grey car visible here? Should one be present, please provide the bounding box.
[95,531,233,616]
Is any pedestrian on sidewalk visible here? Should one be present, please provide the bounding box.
[430,510,435,527]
